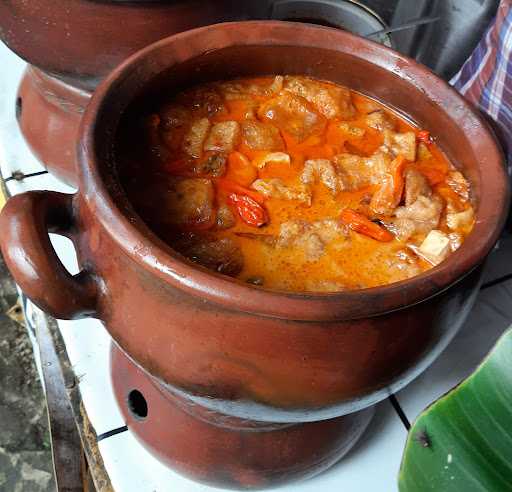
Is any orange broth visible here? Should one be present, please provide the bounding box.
[118,76,475,292]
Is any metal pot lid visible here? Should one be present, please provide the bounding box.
[270,0,393,47]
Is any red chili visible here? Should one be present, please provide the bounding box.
[417,130,432,144]
[217,178,266,204]
[227,193,268,228]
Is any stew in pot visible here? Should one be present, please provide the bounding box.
[118,76,475,292]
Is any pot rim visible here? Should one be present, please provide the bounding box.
[78,21,509,321]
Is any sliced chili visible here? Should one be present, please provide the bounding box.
[216,178,266,204]
[340,209,393,242]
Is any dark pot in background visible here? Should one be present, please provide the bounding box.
[0,22,508,488]
[0,0,266,184]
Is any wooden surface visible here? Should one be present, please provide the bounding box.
[1,176,111,491]
[31,303,113,491]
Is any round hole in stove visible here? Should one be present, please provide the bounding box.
[127,389,148,420]
[270,0,393,47]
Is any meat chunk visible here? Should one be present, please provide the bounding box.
[219,82,254,100]
[301,159,344,195]
[152,106,192,154]
[338,122,366,138]
[335,152,391,189]
[219,76,283,100]
[383,218,417,242]
[166,178,215,227]
[277,221,324,260]
[417,142,432,161]
[258,93,325,141]
[204,121,240,152]
[405,168,431,206]
[277,220,307,246]
[241,121,284,151]
[301,233,325,260]
[216,204,236,229]
[236,219,347,263]
[159,103,191,132]
[382,130,417,161]
[396,194,443,223]
[446,171,470,202]
[370,177,398,216]
[178,86,226,117]
[251,178,312,204]
[268,75,284,94]
[253,152,290,169]
[182,118,210,158]
[395,194,443,235]
[277,219,346,260]
[229,99,259,120]
[309,219,347,243]
[379,166,434,236]
[283,76,355,119]
[194,153,227,178]
[446,208,474,230]
[186,237,243,275]
[368,154,406,216]
[363,153,393,180]
[386,249,421,278]
[364,110,395,131]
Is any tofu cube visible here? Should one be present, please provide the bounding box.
[418,230,451,265]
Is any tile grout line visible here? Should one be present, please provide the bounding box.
[97,425,129,442]
[4,169,49,183]
[480,273,512,290]
[388,394,411,431]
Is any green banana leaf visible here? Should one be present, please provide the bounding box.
[399,328,512,492]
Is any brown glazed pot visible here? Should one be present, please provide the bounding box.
[1,0,262,185]
[0,22,508,487]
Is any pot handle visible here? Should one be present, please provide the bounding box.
[0,191,97,319]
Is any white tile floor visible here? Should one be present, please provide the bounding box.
[1,41,511,491]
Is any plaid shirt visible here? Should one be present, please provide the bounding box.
[451,0,512,172]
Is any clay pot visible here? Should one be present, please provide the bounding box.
[111,343,375,489]
[0,22,508,487]
[0,0,258,89]
[1,0,264,184]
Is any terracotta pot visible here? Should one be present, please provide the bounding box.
[16,67,90,185]
[1,0,264,185]
[111,343,374,489]
[0,0,259,90]
[0,21,508,486]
